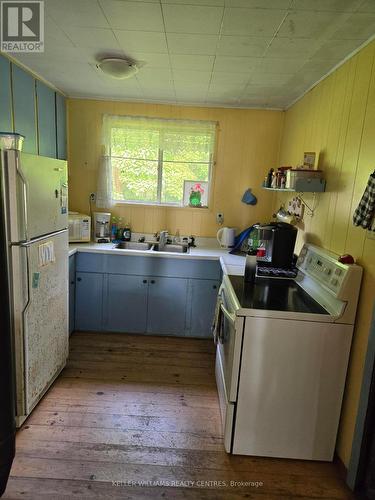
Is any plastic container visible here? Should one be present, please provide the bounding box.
[286,169,322,189]
[0,133,24,151]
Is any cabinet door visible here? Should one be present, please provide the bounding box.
[75,272,103,331]
[147,277,189,336]
[36,80,56,157]
[105,274,148,333]
[12,64,37,154]
[190,279,220,338]
[0,55,12,132]
[68,255,76,335]
[55,93,66,160]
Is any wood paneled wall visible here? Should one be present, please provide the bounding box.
[67,100,283,237]
[274,39,375,467]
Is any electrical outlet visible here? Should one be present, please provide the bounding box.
[89,192,96,202]
[216,212,224,225]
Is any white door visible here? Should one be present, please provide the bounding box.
[20,153,68,238]
[13,231,68,422]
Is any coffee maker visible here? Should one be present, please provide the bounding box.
[255,222,297,268]
[245,222,297,281]
[93,212,111,243]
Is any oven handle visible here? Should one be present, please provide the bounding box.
[220,302,236,325]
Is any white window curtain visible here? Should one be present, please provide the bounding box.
[96,114,217,207]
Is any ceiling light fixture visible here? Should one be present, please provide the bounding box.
[96,57,138,80]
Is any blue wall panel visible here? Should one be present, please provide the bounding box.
[0,55,12,132]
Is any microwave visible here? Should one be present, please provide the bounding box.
[68,213,91,242]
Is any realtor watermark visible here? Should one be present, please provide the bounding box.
[1,1,44,52]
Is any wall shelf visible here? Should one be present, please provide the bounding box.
[261,178,326,193]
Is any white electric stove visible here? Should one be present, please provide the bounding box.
[214,243,363,461]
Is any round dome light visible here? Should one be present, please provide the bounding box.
[96,58,138,80]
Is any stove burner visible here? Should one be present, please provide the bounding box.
[256,266,298,279]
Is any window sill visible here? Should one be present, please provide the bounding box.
[113,201,211,211]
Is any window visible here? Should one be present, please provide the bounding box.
[101,115,216,207]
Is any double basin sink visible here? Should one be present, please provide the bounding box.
[115,241,189,254]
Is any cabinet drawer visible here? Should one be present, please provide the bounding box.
[106,254,221,280]
[76,252,106,273]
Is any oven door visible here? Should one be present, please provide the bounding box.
[216,282,244,402]
[214,280,244,452]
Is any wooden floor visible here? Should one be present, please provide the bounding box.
[4,332,354,499]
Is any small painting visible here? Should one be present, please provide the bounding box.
[303,152,316,170]
[183,181,209,208]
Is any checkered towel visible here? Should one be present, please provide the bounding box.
[353,173,375,230]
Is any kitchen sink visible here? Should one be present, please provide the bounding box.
[116,241,153,251]
[152,243,189,253]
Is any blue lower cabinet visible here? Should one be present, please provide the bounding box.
[189,279,220,338]
[147,277,189,336]
[75,272,104,331]
[105,274,148,333]
[69,255,76,335]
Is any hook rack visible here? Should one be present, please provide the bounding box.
[296,193,317,217]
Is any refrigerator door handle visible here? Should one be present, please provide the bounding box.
[15,154,29,242]
[19,228,68,247]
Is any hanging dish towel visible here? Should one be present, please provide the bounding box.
[353,172,375,230]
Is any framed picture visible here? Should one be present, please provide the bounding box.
[183,181,209,208]
[303,152,316,169]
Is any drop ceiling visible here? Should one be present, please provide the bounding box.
[11,0,375,109]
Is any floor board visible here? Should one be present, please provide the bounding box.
[3,332,354,499]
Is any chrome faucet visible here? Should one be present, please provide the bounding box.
[158,230,168,250]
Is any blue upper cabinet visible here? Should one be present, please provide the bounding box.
[55,93,67,160]
[12,64,37,154]
[36,80,56,158]
[0,55,12,133]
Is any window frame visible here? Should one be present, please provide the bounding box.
[109,124,215,208]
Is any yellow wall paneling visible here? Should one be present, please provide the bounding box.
[274,39,375,468]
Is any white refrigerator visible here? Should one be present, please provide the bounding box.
[0,134,69,426]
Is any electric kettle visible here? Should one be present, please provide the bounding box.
[217,227,236,248]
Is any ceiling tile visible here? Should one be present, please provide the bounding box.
[63,27,121,50]
[115,30,168,54]
[257,57,305,73]
[250,73,295,85]
[99,0,164,31]
[264,36,318,58]
[329,13,375,40]
[170,54,215,71]
[166,33,219,55]
[213,55,259,73]
[310,39,365,60]
[222,8,287,36]
[357,0,375,12]
[137,68,174,87]
[277,10,343,38]
[46,0,109,28]
[44,16,75,48]
[243,84,293,97]
[216,36,270,57]
[210,72,250,85]
[173,70,212,84]
[162,4,224,34]
[293,0,362,11]
[129,52,171,68]
[225,0,291,7]
[162,0,224,5]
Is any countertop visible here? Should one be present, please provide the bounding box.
[68,241,245,276]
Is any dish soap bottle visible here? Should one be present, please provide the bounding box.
[122,224,131,242]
